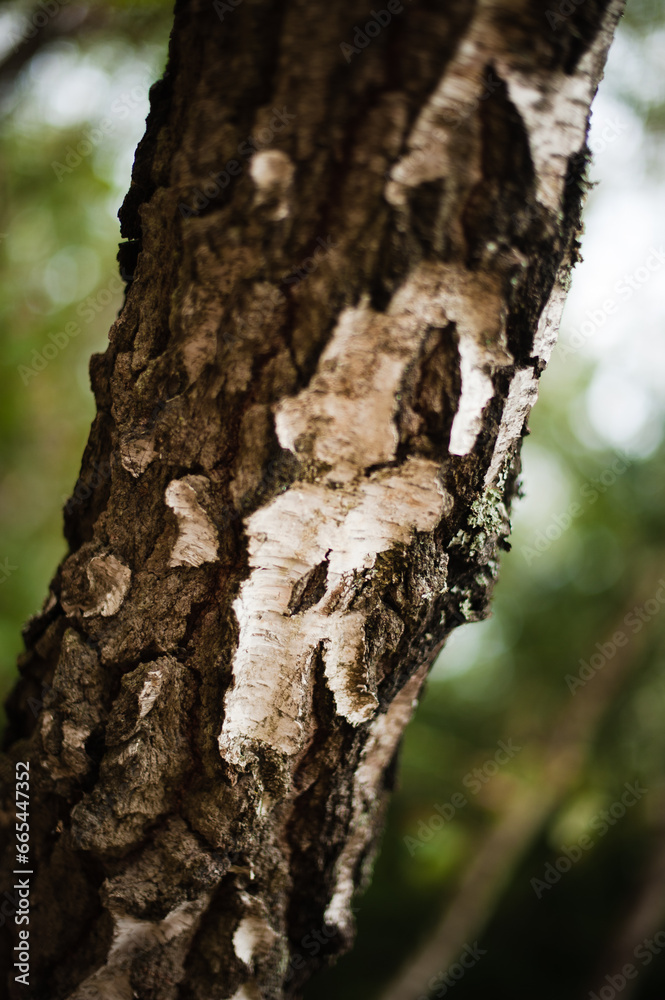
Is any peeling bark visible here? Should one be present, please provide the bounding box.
[0,1,624,998]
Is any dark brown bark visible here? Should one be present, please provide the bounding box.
[0,1,624,998]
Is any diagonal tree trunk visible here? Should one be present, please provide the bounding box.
[0,1,624,997]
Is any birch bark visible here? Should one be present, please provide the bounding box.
[0,1,624,997]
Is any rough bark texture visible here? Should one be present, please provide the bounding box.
[0,1,623,997]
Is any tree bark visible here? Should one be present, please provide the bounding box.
[0,1,624,997]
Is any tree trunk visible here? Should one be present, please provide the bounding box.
[0,1,624,997]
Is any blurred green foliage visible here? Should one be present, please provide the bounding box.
[1,3,664,998]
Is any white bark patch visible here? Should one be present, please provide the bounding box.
[108,904,203,963]
[220,272,475,778]
[325,664,429,934]
[61,721,89,753]
[180,309,218,384]
[165,475,218,568]
[229,988,260,1000]
[83,555,132,618]
[138,665,166,719]
[382,0,624,390]
[218,460,450,772]
[66,898,209,1000]
[233,913,279,967]
[277,263,512,471]
[390,262,512,457]
[228,895,281,999]
[386,0,622,215]
[384,0,500,203]
[449,338,496,456]
[275,304,427,483]
[250,150,295,220]
[533,277,568,364]
[42,716,91,781]
[484,368,540,486]
[495,1,624,213]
